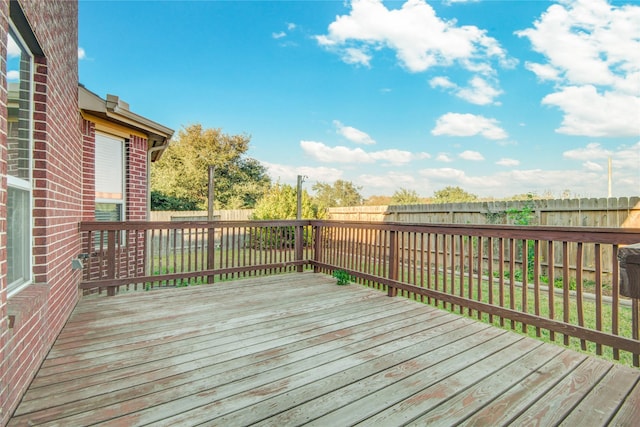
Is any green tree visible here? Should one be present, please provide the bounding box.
[432,186,478,204]
[151,124,271,210]
[150,191,198,211]
[251,183,322,220]
[365,195,392,205]
[312,180,364,209]
[391,188,422,205]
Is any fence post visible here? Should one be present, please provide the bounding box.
[388,229,398,297]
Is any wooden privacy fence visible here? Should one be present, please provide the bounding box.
[79,220,640,366]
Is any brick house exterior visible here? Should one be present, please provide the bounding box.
[0,2,172,424]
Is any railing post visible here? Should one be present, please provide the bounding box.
[313,224,322,273]
[388,229,398,297]
[295,222,304,273]
[618,242,640,367]
[619,243,640,299]
[207,223,216,284]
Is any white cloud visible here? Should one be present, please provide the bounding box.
[429,76,457,89]
[459,150,484,161]
[496,158,520,167]
[78,47,86,59]
[316,0,511,76]
[517,0,640,137]
[584,161,604,172]
[301,140,372,163]
[263,161,343,183]
[542,85,640,137]
[287,22,296,31]
[432,113,508,140]
[456,76,503,105]
[615,141,640,170]
[564,141,640,182]
[272,31,286,39]
[436,153,453,162]
[359,171,416,191]
[7,70,19,81]
[563,142,611,161]
[371,149,430,166]
[524,62,560,82]
[430,75,503,105]
[334,120,376,145]
[343,47,372,67]
[300,140,429,166]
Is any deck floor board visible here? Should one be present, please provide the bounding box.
[9,273,640,426]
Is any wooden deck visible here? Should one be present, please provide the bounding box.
[9,273,640,426]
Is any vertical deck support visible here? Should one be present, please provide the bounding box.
[618,242,640,367]
[313,224,322,273]
[295,222,304,273]
[207,223,216,284]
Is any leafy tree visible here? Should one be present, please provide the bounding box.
[150,191,198,211]
[365,195,392,206]
[251,183,322,220]
[312,180,364,209]
[151,124,271,210]
[432,186,478,204]
[391,188,422,205]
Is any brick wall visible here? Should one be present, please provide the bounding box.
[127,135,148,221]
[0,1,80,425]
[81,119,96,221]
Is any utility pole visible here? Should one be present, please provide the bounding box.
[297,175,303,220]
[208,165,215,221]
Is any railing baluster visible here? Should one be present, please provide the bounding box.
[563,241,570,345]
[509,238,516,329]
[576,242,585,350]
[522,239,528,333]
[498,237,505,327]
[477,236,483,321]
[595,243,603,355]
[488,236,494,324]
[548,241,556,341]
[612,244,620,360]
[534,239,541,337]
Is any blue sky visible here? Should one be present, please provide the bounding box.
[79,0,639,199]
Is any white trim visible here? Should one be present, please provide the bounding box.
[6,25,34,297]
[95,132,126,220]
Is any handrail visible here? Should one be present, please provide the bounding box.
[78,219,640,366]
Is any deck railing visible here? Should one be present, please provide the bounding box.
[79,219,640,366]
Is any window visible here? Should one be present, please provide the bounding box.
[7,29,33,296]
[95,133,125,221]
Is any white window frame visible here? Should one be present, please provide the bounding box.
[94,132,126,221]
[6,25,34,298]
